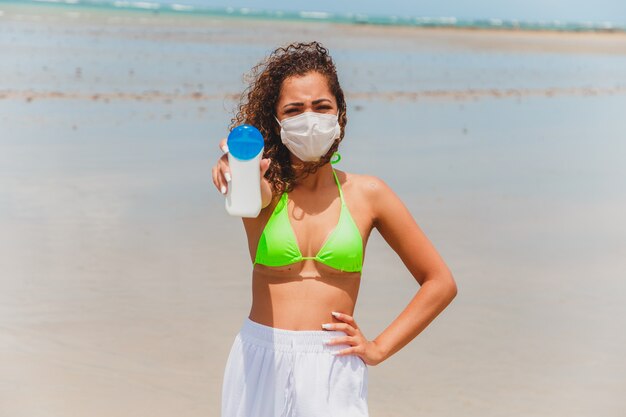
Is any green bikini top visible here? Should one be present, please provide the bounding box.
[253,153,364,273]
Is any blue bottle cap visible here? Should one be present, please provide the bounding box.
[227,124,264,161]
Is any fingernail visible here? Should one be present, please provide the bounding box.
[331,311,340,318]
[322,323,331,329]
[323,339,331,344]
[221,144,229,153]
[224,172,231,182]
[331,351,340,355]
[221,185,226,194]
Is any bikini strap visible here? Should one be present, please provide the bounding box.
[331,167,345,206]
[273,191,288,216]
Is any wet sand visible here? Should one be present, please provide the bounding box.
[1,3,626,417]
[2,85,626,103]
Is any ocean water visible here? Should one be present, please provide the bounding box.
[1,3,626,417]
[2,0,626,32]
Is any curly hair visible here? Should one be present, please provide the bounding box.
[229,41,347,198]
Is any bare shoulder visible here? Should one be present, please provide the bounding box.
[335,169,384,190]
[354,173,388,194]
[360,174,397,224]
[346,171,416,230]
[346,172,389,201]
[335,170,395,226]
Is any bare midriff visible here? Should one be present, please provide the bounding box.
[249,261,363,331]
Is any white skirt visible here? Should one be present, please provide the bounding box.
[221,316,369,417]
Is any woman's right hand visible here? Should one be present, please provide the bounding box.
[211,138,272,198]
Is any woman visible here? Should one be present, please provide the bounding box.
[212,41,457,417]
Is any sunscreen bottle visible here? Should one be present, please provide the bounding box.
[225,124,264,218]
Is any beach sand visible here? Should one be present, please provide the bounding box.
[1,3,625,417]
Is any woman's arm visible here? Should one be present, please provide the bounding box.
[365,176,458,363]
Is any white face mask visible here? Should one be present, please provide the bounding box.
[275,111,341,162]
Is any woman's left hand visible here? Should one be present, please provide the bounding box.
[322,311,386,366]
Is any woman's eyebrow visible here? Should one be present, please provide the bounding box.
[283,98,333,108]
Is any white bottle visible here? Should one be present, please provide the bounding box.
[224,124,264,218]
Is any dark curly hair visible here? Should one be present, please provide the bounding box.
[229,41,347,198]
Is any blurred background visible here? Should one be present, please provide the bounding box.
[1,0,625,416]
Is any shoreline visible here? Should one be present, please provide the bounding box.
[2,2,626,58]
[1,1,625,35]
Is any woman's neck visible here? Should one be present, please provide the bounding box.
[290,157,335,192]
